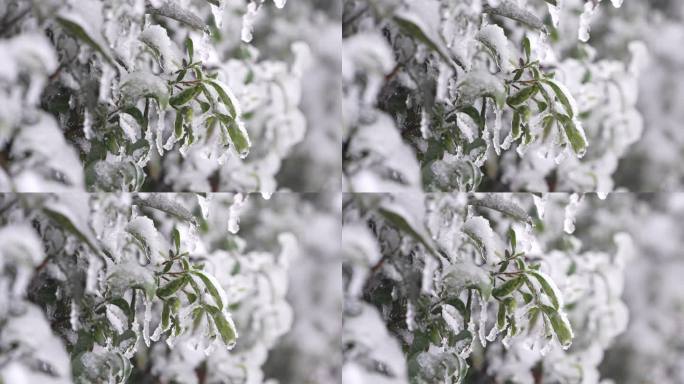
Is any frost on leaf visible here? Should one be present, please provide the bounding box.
[140,25,181,72]
[126,216,165,265]
[463,216,502,265]
[476,24,512,71]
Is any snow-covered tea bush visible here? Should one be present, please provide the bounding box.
[342,193,632,383]
[0,193,306,383]
[0,0,320,193]
[342,0,646,193]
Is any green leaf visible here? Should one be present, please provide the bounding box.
[43,204,102,257]
[483,2,544,30]
[132,195,196,223]
[497,301,507,330]
[174,110,184,139]
[393,7,462,69]
[541,305,574,348]
[523,36,531,62]
[191,270,227,311]
[205,306,238,348]
[469,195,533,224]
[157,275,188,298]
[456,106,484,130]
[122,107,145,126]
[556,113,588,156]
[507,85,538,106]
[204,79,239,118]
[216,114,251,157]
[185,37,194,62]
[171,227,181,253]
[527,270,562,310]
[540,79,577,117]
[109,298,133,321]
[511,110,521,140]
[170,85,201,107]
[377,207,438,257]
[161,301,171,331]
[492,276,524,298]
[56,14,115,66]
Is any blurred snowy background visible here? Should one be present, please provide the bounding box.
[0,0,340,192]
[342,192,684,384]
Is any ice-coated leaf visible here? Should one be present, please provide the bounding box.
[456,70,506,108]
[191,270,228,311]
[140,25,181,72]
[476,24,512,71]
[507,85,538,106]
[469,194,532,224]
[121,71,170,109]
[204,79,241,118]
[442,261,492,300]
[527,270,563,310]
[157,275,189,298]
[126,216,165,264]
[205,306,238,348]
[393,0,462,69]
[43,199,101,257]
[556,113,588,156]
[483,1,544,29]
[56,11,115,65]
[540,78,578,118]
[216,114,251,158]
[145,0,208,32]
[541,305,574,349]
[107,261,155,299]
[170,86,202,107]
[463,216,502,264]
[377,206,437,257]
[132,195,196,223]
[492,276,524,298]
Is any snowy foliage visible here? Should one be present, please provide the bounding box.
[342,0,644,193]
[343,193,632,383]
[0,0,329,193]
[0,193,309,383]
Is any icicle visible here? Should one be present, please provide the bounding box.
[420,109,430,139]
[70,301,80,330]
[478,298,488,347]
[563,193,580,234]
[203,337,218,356]
[486,323,499,342]
[406,301,416,331]
[197,194,211,220]
[83,109,93,140]
[533,194,547,219]
[241,2,259,43]
[273,0,286,8]
[150,323,162,342]
[155,106,165,156]
[106,305,126,334]
[210,0,226,29]
[611,0,623,8]
[142,297,152,347]
[85,257,101,295]
[547,0,562,28]
[578,1,597,42]
[492,107,503,155]
[227,193,246,234]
